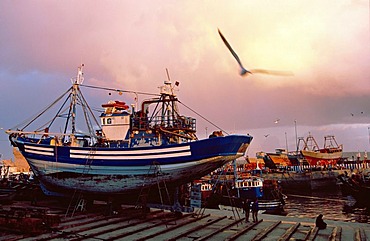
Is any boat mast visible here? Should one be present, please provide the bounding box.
[233,160,240,198]
[161,69,178,127]
[294,120,298,153]
[70,64,84,135]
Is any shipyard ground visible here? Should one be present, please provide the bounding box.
[0,200,369,241]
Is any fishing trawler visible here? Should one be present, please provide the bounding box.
[210,175,286,214]
[300,134,342,166]
[337,172,370,208]
[265,148,292,168]
[6,65,253,205]
[200,164,286,214]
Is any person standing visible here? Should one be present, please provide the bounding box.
[251,198,259,222]
[243,199,251,222]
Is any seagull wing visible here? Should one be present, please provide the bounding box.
[218,29,250,75]
[250,69,294,76]
[218,29,294,77]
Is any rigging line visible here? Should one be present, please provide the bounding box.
[80,84,160,97]
[78,94,95,137]
[77,88,100,137]
[287,194,347,203]
[63,99,73,138]
[78,88,102,129]
[177,100,229,135]
[35,104,69,132]
[11,87,73,131]
[90,106,104,114]
[41,93,72,131]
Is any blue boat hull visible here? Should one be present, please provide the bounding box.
[14,135,252,197]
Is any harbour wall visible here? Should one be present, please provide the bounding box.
[262,166,370,191]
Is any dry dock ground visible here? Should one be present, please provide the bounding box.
[0,202,369,241]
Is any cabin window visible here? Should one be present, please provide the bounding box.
[107,118,112,124]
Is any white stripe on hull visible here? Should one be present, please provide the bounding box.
[25,145,54,152]
[70,151,191,160]
[23,144,191,159]
[26,149,54,156]
[70,145,190,155]
[27,155,239,194]
[25,145,54,156]
[27,155,237,176]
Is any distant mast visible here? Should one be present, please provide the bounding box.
[70,64,84,135]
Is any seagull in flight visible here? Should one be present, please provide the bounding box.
[218,29,251,76]
[218,29,294,77]
[274,119,280,124]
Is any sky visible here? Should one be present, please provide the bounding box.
[1,0,370,160]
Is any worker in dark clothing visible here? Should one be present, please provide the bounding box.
[243,199,251,222]
[251,198,259,222]
[315,214,327,229]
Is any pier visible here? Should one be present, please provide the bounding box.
[1,201,368,241]
[257,167,370,191]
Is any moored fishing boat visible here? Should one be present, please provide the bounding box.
[200,166,286,214]
[265,148,292,168]
[6,65,253,204]
[214,176,286,214]
[337,172,370,208]
[300,134,342,166]
[239,169,286,213]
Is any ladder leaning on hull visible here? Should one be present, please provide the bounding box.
[65,148,96,217]
[194,165,242,222]
[136,161,172,212]
[135,161,179,226]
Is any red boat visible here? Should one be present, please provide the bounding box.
[300,134,343,166]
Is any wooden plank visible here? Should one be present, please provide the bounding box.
[355,228,367,241]
[81,213,195,241]
[194,218,245,241]
[0,234,24,241]
[225,219,263,241]
[134,213,211,241]
[278,222,300,241]
[251,221,282,241]
[329,226,342,241]
[70,212,189,241]
[164,215,225,241]
[18,210,168,241]
[103,213,191,241]
[307,227,319,241]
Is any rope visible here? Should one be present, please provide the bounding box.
[178,100,229,135]
[11,87,72,131]
[80,84,160,97]
[287,194,347,203]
